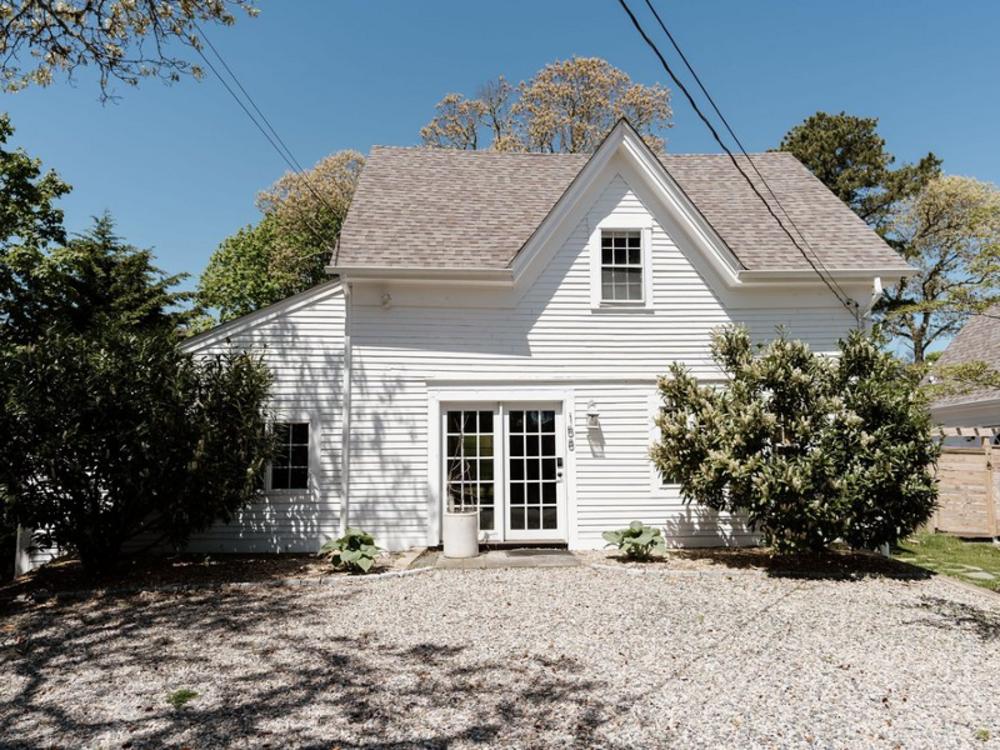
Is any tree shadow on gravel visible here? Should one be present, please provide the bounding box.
[669,547,934,582]
[1,586,628,749]
[906,595,1000,642]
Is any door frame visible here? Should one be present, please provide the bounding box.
[427,385,576,547]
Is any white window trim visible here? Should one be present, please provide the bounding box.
[266,411,321,495]
[590,220,653,311]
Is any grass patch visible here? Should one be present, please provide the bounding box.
[167,688,198,710]
[894,532,1000,592]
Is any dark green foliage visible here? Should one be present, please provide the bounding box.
[0,331,273,572]
[776,111,940,239]
[320,528,381,574]
[652,326,939,554]
[602,521,667,561]
[167,689,199,710]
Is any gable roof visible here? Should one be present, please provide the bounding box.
[933,304,1000,409]
[335,142,910,275]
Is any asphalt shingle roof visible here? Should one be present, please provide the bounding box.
[934,304,1000,408]
[336,146,910,273]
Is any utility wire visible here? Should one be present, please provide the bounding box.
[641,0,855,310]
[617,0,860,322]
[190,30,335,256]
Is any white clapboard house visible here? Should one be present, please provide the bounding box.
[182,120,911,553]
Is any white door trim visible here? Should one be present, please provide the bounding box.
[427,385,576,547]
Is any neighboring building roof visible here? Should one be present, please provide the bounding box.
[336,145,911,273]
[933,304,1000,410]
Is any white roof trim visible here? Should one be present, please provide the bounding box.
[332,265,512,284]
[738,268,911,285]
[509,119,745,289]
[182,278,344,352]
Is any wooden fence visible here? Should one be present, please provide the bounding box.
[932,427,1000,538]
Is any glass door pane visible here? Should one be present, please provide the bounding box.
[445,409,496,531]
[507,408,559,532]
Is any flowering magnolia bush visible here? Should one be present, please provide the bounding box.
[651,326,938,554]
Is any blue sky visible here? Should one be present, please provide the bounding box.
[6,0,999,289]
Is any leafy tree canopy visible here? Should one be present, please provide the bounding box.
[421,57,672,153]
[198,150,364,322]
[776,111,941,238]
[882,176,1000,362]
[653,326,938,553]
[0,0,258,100]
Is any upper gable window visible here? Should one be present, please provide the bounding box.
[601,230,644,303]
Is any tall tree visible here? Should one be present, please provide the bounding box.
[421,57,672,153]
[198,150,364,321]
[881,176,1000,363]
[0,0,258,100]
[777,112,940,239]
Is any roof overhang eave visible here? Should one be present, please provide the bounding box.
[737,267,912,286]
[328,264,514,285]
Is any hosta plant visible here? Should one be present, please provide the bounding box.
[320,528,381,574]
[603,521,667,561]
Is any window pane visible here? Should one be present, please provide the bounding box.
[527,483,540,504]
[480,459,494,481]
[446,459,462,482]
[628,233,641,248]
[509,434,523,457]
[510,410,524,432]
[271,468,290,490]
[510,507,525,530]
[447,435,461,457]
[480,483,494,506]
[479,434,493,457]
[543,482,556,503]
[526,507,540,529]
[540,411,555,433]
[628,247,640,265]
[289,467,308,489]
[290,423,309,444]
[479,411,493,433]
[479,507,494,531]
[542,458,555,480]
[541,434,555,455]
[463,435,477,457]
[464,460,477,481]
[525,435,539,456]
[602,247,613,265]
[510,459,524,480]
[290,445,309,467]
[511,482,524,503]
[527,459,539,481]
[542,507,557,530]
[447,411,462,434]
[526,411,540,432]
[463,411,476,433]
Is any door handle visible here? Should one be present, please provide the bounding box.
[556,456,564,479]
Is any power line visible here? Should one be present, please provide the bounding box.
[617,0,860,322]
[189,29,335,256]
[641,0,856,311]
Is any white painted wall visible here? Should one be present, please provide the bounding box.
[347,156,861,550]
[183,282,346,553]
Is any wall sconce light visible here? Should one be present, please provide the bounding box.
[586,400,600,429]
[380,292,392,310]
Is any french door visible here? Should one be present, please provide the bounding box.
[442,402,566,542]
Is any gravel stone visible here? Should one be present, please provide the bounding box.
[2,567,999,749]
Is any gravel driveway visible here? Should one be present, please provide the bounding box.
[2,565,999,749]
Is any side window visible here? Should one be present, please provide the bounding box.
[600,229,644,303]
[271,422,310,490]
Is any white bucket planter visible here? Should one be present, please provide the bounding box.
[442,510,480,558]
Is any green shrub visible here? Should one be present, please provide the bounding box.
[320,528,381,573]
[652,326,939,554]
[602,521,667,561]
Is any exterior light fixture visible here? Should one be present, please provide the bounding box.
[586,400,600,429]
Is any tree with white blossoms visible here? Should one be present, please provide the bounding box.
[652,326,938,554]
[421,57,672,153]
[0,0,258,100]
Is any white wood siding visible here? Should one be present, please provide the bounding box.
[350,162,859,550]
[183,284,346,553]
